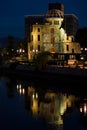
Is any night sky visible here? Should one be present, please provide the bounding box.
[0,0,87,38]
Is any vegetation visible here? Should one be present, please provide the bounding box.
[33,51,52,70]
[0,36,28,62]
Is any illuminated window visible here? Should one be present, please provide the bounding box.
[51,36,55,43]
[50,47,55,53]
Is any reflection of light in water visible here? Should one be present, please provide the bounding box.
[32,93,35,99]
[17,84,19,90]
[19,84,21,89]
[19,85,77,129]
[19,88,22,94]
[84,104,87,113]
[32,99,38,110]
[22,88,25,94]
[32,93,38,99]
[31,92,38,116]
[80,107,82,113]
[36,93,38,98]
[16,84,25,95]
[80,103,87,115]
[28,86,35,96]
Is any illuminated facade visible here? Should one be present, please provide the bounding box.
[25,3,81,60]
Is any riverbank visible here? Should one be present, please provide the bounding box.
[1,62,87,97]
[1,62,87,83]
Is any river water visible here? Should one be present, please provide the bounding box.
[0,75,87,130]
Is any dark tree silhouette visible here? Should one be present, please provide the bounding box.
[7,36,15,57]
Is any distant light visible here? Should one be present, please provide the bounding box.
[81,48,83,50]
[80,57,84,60]
[85,48,87,50]
[22,49,25,53]
[36,49,38,52]
[19,49,22,53]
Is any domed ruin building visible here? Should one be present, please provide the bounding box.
[25,3,81,60]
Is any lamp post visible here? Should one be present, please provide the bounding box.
[17,48,25,61]
[32,49,38,58]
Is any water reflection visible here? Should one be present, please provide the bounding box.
[15,81,79,129]
[80,100,87,115]
[1,76,87,130]
[17,84,25,95]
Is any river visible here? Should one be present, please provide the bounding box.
[0,75,87,130]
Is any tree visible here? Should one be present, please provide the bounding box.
[7,36,15,57]
[33,52,52,70]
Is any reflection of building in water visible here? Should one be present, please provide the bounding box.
[23,86,77,128]
[39,92,76,128]
[31,92,38,116]
[16,84,77,129]
[24,86,35,112]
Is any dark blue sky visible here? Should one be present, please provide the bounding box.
[0,0,87,38]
